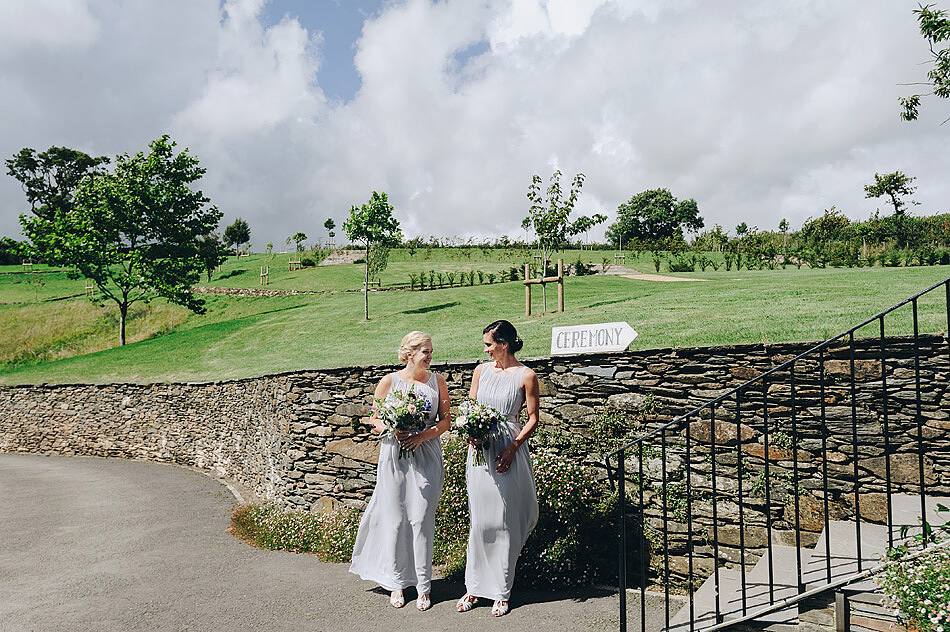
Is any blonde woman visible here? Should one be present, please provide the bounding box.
[349,331,451,611]
[457,320,540,617]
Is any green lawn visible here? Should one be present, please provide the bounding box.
[0,269,90,303]
[1,263,947,385]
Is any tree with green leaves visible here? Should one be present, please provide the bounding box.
[522,170,600,309]
[900,3,950,122]
[293,231,308,253]
[324,218,336,246]
[343,191,402,320]
[224,217,251,253]
[0,237,21,265]
[778,218,790,253]
[197,233,228,282]
[6,146,111,265]
[569,213,608,248]
[16,135,222,345]
[606,188,704,272]
[865,171,918,216]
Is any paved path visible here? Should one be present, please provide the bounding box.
[0,453,672,632]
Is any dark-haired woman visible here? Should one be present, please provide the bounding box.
[456,320,540,617]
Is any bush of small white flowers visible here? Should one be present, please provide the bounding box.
[877,543,950,632]
[230,502,360,563]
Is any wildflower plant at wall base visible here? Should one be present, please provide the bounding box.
[230,503,360,562]
[877,504,950,632]
[877,544,950,632]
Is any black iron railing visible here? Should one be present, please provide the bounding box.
[606,276,950,632]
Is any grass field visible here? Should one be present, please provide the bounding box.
[1,253,948,385]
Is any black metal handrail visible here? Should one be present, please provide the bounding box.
[607,276,950,632]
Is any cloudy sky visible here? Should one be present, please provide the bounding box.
[1,0,947,249]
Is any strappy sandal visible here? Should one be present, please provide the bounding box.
[456,593,478,612]
[416,593,431,611]
[390,590,405,608]
[492,600,509,617]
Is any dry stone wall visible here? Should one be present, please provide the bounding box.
[2,336,948,559]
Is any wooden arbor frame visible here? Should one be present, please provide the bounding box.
[524,258,564,316]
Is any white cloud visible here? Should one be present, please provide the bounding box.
[0,0,100,58]
[1,0,947,250]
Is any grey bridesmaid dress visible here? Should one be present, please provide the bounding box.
[464,363,539,601]
[349,372,445,596]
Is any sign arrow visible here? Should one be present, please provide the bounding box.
[550,322,638,355]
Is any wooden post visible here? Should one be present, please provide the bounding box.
[524,263,531,316]
[557,258,564,312]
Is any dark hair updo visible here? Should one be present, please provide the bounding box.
[483,320,523,353]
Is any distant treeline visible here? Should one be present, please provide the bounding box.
[4,209,949,271]
[679,209,950,271]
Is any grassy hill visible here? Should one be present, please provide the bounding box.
[1,251,948,385]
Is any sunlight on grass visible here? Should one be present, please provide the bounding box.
[0,262,947,385]
[0,299,190,370]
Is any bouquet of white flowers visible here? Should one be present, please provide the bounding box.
[452,398,506,466]
[374,387,431,459]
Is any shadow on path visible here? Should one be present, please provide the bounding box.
[0,453,660,632]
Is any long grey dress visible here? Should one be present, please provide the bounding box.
[349,372,444,596]
[465,363,539,601]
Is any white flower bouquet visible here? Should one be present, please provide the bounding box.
[453,398,505,466]
[374,387,431,459]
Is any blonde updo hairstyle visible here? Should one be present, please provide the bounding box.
[398,331,432,364]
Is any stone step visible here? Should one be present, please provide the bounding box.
[665,494,949,631]
[803,494,949,591]
[669,546,800,632]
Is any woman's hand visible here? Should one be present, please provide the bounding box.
[494,441,519,474]
[397,430,427,452]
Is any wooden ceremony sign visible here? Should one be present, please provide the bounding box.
[550,322,638,355]
[524,258,564,316]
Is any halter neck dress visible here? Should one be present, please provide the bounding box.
[465,363,539,601]
[349,371,444,596]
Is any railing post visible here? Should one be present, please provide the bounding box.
[619,449,627,632]
[880,316,893,549]
[913,298,928,540]
[791,362,803,592]
[818,346,832,583]
[763,377,774,601]
[686,416,695,631]
[849,332,863,570]
[661,429,671,630]
[711,405,722,622]
[639,442,647,632]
